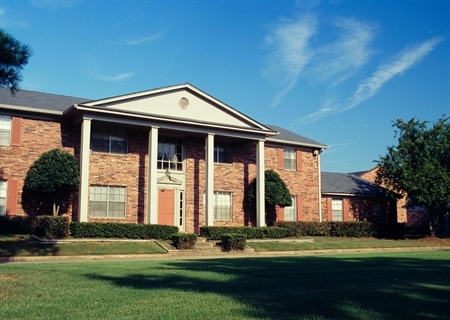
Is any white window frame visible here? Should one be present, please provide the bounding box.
[0,115,11,146]
[331,199,343,221]
[0,180,7,216]
[213,191,232,221]
[157,135,184,171]
[89,185,127,218]
[284,196,297,221]
[91,125,128,154]
[283,148,296,171]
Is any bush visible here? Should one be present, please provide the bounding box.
[172,233,198,250]
[200,226,287,240]
[220,234,246,252]
[69,222,178,240]
[329,221,374,238]
[34,216,70,238]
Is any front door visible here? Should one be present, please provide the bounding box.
[158,189,175,225]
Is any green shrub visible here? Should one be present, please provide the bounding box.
[328,221,374,237]
[69,222,178,240]
[34,216,69,238]
[220,234,246,252]
[273,221,305,237]
[200,226,288,240]
[172,233,198,250]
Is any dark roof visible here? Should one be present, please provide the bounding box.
[0,88,89,112]
[265,124,328,148]
[321,172,394,197]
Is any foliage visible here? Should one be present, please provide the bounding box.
[0,28,32,93]
[0,215,69,238]
[200,226,286,240]
[376,116,450,236]
[69,222,179,240]
[247,170,292,207]
[172,233,198,250]
[23,149,79,216]
[220,233,246,251]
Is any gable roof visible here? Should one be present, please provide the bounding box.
[321,172,397,197]
[0,87,88,114]
[265,124,328,149]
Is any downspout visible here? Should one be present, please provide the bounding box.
[317,149,323,222]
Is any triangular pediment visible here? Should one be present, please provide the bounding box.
[81,83,269,130]
[157,175,182,185]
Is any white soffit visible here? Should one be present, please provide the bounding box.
[82,84,263,130]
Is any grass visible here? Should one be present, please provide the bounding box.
[247,236,450,252]
[1,234,450,257]
[0,235,167,257]
[1,251,449,319]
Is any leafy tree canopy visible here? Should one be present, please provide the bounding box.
[0,28,32,93]
[248,170,292,207]
[376,116,450,235]
[24,149,79,216]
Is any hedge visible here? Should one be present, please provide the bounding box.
[0,216,69,238]
[69,222,178,240]
[172,233,198,250]
[200,226,287,240]
[220,234,246,251]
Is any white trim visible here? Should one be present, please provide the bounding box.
[147,126,159,224]
[78,118,91,222]
[256,140,265,227]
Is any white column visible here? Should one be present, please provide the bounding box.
[256,139,265,227]
[78,118,91,222]
[205,133,215,226]
[147,126,159,224]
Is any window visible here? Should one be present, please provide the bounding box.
[284,196,297,221]
[283,148,296,171]
[214,191,232,221]
[158,136,183,171]
[214,141,232,164]
[91,125,127,154]
[332,199,343,221]
[0,180,6,216]
[89,185,126,218]
[0,115,11,146]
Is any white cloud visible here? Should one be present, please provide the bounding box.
[312,18,375,85]
[291,37,444,126]
[264,14,317,107]
[128,34,160,45]
[86,56,133,82]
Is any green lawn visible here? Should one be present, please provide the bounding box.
[0,235,166,257]
[1,251,449,319]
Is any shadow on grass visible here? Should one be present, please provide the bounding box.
[0,235,59,262]
[84,254,450,320]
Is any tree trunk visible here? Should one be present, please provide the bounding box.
[428,210,436,237]
[53,198,60,216]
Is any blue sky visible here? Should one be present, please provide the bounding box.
[1,0,449,173]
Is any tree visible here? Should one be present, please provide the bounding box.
[376,116,450,236]
[247,170,292,225]
[24,149,79,216]
[0,28,32,93]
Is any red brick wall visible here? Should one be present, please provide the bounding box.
[0,117,78,217]
[358,167,407,223]
[265,146,321,222]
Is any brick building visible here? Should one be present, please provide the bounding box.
[0,84,328,233]
[321,172,399,224]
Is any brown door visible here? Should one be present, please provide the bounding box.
[158,189,175,225]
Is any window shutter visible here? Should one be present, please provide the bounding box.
[277,206,285,221]
[343,198,349,221]
[326,198,332,221]
[6,179,18,215]
[296,195,303,221]
[11,117,22,147]
[277,148,284,170]
[296,150,302,171]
